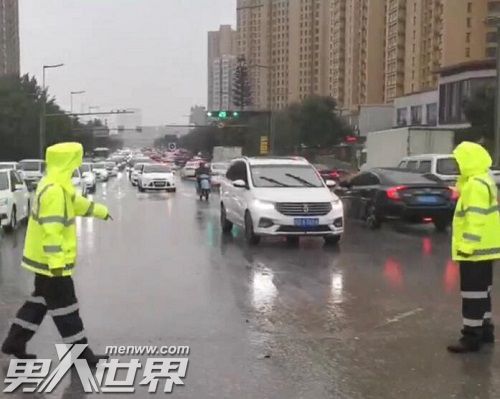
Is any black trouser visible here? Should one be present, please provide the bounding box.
[460,260,493,337]
[3,275,87,351]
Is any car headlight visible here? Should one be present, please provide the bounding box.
[0,198,8,206]
[253,199,275,210]
[331,195,341,206]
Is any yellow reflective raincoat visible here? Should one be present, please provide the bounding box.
[452,142,500,262]
[22,142,109,277]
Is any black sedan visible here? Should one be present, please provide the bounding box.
[336,168,458,231]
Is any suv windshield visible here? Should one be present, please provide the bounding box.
[436,158,459,175]
[20,161,42,171]
[0,163,15,170]
[143,165,171,173]
[94,163,105,169]
[251,165,324,188]
[0,172,8,190]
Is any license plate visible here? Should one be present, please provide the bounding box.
[417,195,439,204]
[294,218,319,227]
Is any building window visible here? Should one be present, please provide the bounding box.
[486,47,497,58]
[488,1,500,12]
[467,17,471,28]
[411,105,423,125]
[426,103,437,126]
[397,108,407,126]
[467,2,472,12]
[466,47,470,57]
[487,31,497,43]
[466,32,471,43]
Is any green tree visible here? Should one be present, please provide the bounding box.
[463,85,495,144]
[232,56,252,111]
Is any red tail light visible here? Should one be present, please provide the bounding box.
[386,186,407,200]
[450,187,459,201]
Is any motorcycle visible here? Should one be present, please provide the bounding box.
[198,174,211,201]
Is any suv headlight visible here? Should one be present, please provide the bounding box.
[0,198,8,206]
[331,195,341,206]
[253,199,275,210]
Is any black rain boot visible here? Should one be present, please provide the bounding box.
[1,325,37,359]
[80,347,109,367]
[447,327,482,353]
[483,321,495,344]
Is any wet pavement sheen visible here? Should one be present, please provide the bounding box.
[0,174,499,398]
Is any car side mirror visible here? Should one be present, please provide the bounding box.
[325,180,337,188]
[15,184,25,191]
[233,179,247,189]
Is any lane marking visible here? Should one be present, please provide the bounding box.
[378,307,424,328]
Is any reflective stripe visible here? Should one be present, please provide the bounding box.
[463,318,484,327]
[63,330,86,344]
[473,248,500,256]
[485,312,492,319]
[48,303,79,317]
[463,233,481,242]
[13,318,39,332]
[28,296,46,305]
[455,206,500,217]
[22,256,74,272]
[31,212,75,226]
[35,184,54,219]
[84,202,95,217]
[43,245,62,253]
[461,291,489,299]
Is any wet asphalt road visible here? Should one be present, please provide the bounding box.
[0,173,500,398]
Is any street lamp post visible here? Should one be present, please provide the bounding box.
[39,63,64,158]
[70,90,85,114]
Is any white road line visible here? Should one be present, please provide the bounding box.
[378,308,424,327]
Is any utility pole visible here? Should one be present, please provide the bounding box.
[39,63,64,158]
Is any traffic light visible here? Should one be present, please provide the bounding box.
[206,111,241,120]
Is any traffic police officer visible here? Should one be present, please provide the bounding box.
[448,141,500,353]
[2,142,110,365]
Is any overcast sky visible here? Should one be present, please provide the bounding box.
[20,0,236,125]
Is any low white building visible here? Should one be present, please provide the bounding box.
[393,90,439,128]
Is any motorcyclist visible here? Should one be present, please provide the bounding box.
[195,162,210,193]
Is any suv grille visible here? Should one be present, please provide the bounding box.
[275,202,332,216]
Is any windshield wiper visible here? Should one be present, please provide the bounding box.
[285,173,316,187]
[259,176,290,187]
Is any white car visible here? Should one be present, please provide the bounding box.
[398,154,459,183]
[130,163,147,186]
[138,164,176,192]
[19,159,45,187]
[0,162,20,171]
[92,162,109,182]
[220,157,343,246]
[181,161,201,178]
[104,161,119,177]
[0,169,30,233]
[72,169,87,197]
[210,162,230,188]
[80,163,97,193]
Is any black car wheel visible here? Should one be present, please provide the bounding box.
[366,205,382,230]
[221,204,233,234]
[245,211,260,246]
[286,236,300,246]
[3,207,16,233]
[324,235,341,246]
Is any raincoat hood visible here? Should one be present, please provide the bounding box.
[453,141,492,178]
[44,142,83,194]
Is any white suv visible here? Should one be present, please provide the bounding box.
[220,157,344,246]
[0,169,30,233]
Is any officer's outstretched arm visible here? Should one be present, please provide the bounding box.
[73,194,109,220]
[460,183,490,255]
[39,186,66,270]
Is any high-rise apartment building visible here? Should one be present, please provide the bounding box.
[211,54,237,110]
[0,0,19,77]
[227,0,498,114]
[207,25,237,110]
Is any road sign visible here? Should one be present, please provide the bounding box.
[168,142,177,151]
[260,136,269,155]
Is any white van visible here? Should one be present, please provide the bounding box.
[398,154,458,183]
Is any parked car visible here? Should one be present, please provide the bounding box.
[92,162,109,182]
[19,159,45,187]
[72,168,87,197]
[80,163,97,194]
[181,160,201,178]
[138,164,176,193]
[398,154,458,184]
[210,162,230,188]
[0,169,30,233]
[337,168,458,231]
[220,157,343,246]
[0,162,20,171]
